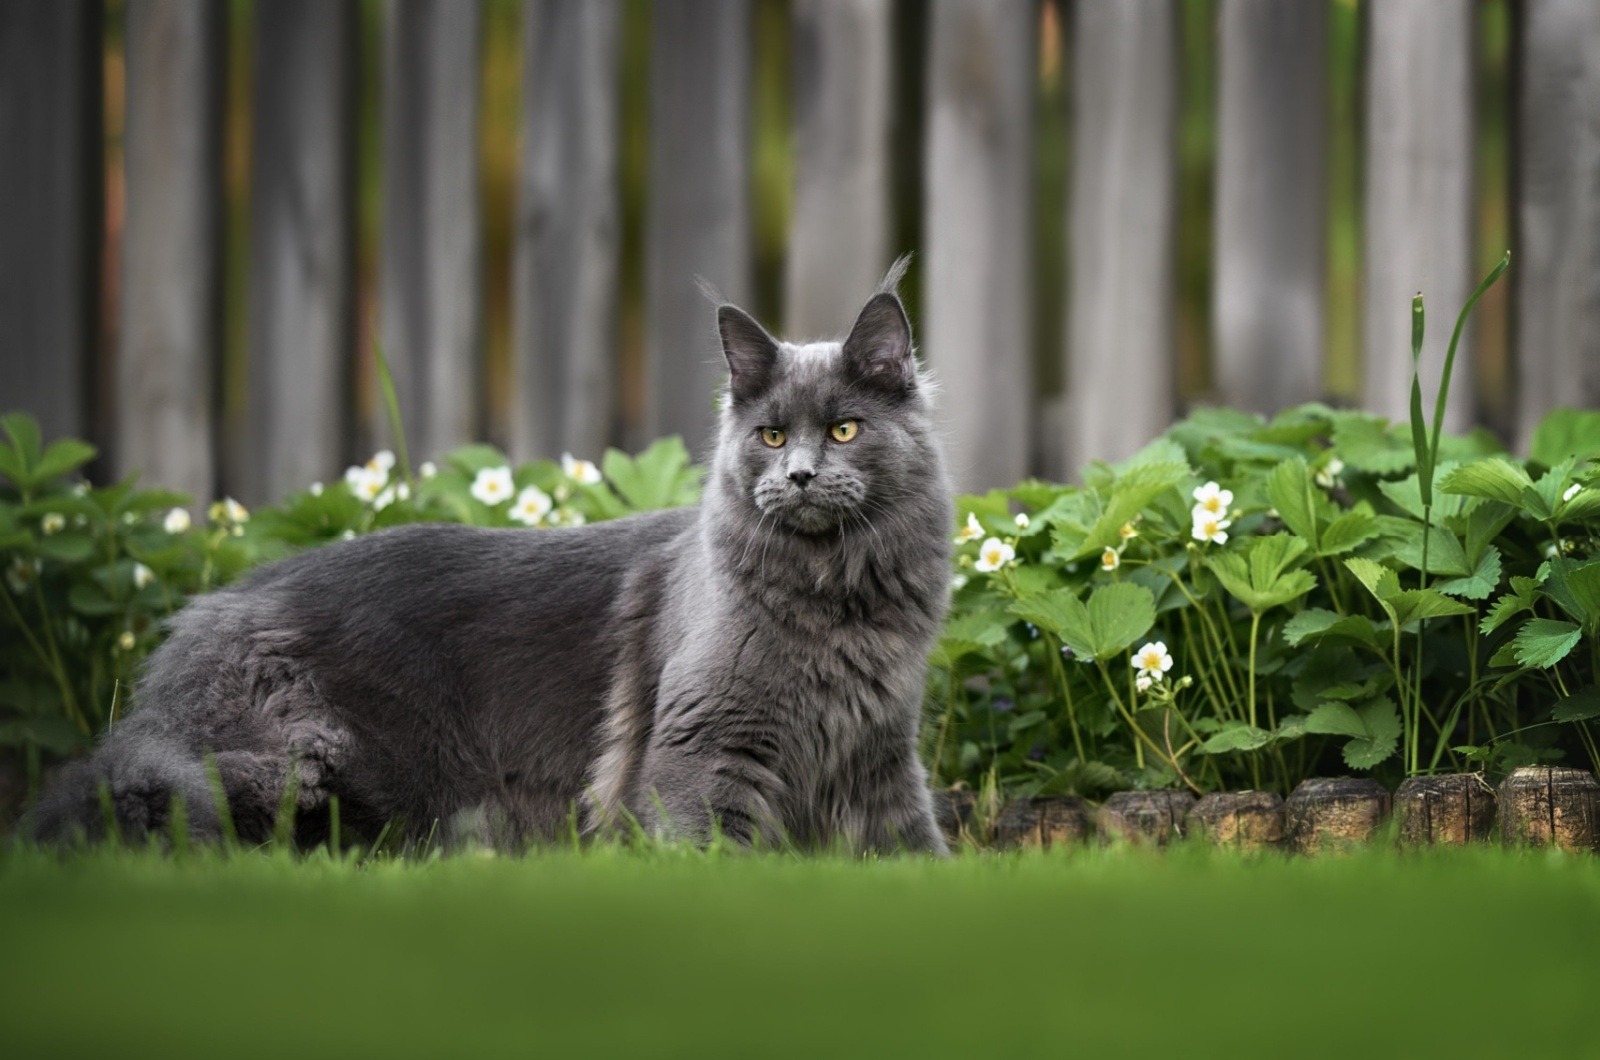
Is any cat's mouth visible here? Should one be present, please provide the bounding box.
[754,487,858,535]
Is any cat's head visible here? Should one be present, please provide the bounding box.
[711,267,942,536]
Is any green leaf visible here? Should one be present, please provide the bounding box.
[1265,458,1317,546]
[1068,461,1190,561]
[1387,589,1476,626]
[1438,458,1534,509]
[1551,687,1600,724]
[1541,557,1600,631]
[67,582,118,616]
[31,438,97,483]
[1280,611,1382,653]
[1436,545,1502,601]
[36,532,95,563]
[1014,583,1155,662]
[1316,507,1378,557]
[1481,575,1543,635]
[1304,701,1368,739]
[445,444,513,475]
[1201,723,1275,754]
[1206,534,1317,614]
[1,412,43,469]
[1007,710,1047,740]
[1375,517,1471,576]
[1409,292,1432,507]
[1345,557,1400,606]
[602,436,699,511]
[1342,698,1402,770]
[1331,414,1415,475]
[1530,407,1600,467]
[1512,618,1583,669]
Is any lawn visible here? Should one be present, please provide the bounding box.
[2,841,1596,1059]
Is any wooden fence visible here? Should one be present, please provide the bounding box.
[1,0,1598,505]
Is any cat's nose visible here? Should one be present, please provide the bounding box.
[788,467,815,487]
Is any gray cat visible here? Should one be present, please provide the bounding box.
[30,264,953,854]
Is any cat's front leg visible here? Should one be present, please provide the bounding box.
[846,753,950,857]
[634,742,786,848]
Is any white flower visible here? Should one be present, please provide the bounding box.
[373,487,396,512]
[471,466,515,506]
[419,461,438,480]
[950,573,969,592]
[509,486,553,526]
[309,482,324,497]
[1014,512,1031,530]
[1563,483,1582,503]
[6,557,40,595]
[1101,547,1120,572]
[347,467,385,504]
[41,513,65,535]
[163,507,191,534]
[1315,457,1345,490]
[561,453,602,486]
[1118,522,1139,541]
[132,563,154,590]
[1192,512,1231,546]
[954,512,984,544]
[1192,481,1233,518]
[116,631,135,652]
[224,497,248,523]
[396,483,410,502]
[974,537,1015,573]
[340,529,356,541]
[1135,675,1153,694]
[367,450,396,475]
[1133,641,1174,681]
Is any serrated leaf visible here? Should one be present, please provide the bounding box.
[1282,608,1381,650]
[1207,534,1317,614]
[1436,545,1502,600]
[35,532,94,563]
[1010,590,1093,658]
[1375,517,1471,576]
[1201,723,1275,754]
[1,412,43,469]
[1070,461,1190,561]
[1331,414,1415,474]
[1551,687,1600,724]
[1438,457,1534,509]
[1530,408,1600,467]
[942,609,1011,649]
[1345,557,1400,605]
[1265,458,1318,545]
[1541,557,1600,631]
[31,438,97,482]
[1342,697,1402,770]
[1512,618,1583,669]
[1317,508,1378,556]
[1481,575,1543,634]
[1083,582,1157,661]
[1387,588,1476,626]
[1304,701,1368,739]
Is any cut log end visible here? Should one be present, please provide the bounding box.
[993,796,1091,850]
[1285,778,1390,854]
[1187,790,1286,849]
[1497,766,1600,852]
[1394,774,1496,846]
[1097,790,1196,846]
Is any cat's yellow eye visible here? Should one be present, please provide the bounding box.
[829,419,860,443]
[760,427,787,448]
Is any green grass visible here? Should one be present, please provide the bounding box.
[3,843,1598,1058]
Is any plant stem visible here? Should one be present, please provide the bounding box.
[1045,632,1086,762]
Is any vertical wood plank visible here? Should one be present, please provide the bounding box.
[512,0,620,463]
[381,0,484,464]
[246,0,356,503]
[1065,0,1177,471]
[1213,0,1327,415]
[1363,0,1475,433]
[924,0,1035,493]
[0,1,101,444]
[116,0,223,503]
[646,0,752,451]
[785,0,893,340]
[1515,0,1600,451]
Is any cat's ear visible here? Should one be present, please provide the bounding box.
[718,305,779,403]
[842,292,915,396]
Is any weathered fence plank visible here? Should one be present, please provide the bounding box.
[512,0,620,464]
[381,0,484,465]
[785,0,893,341]
[244,0,357,503]
[116,0,223,504]
[924,0,1034,493]
[1065,0,1177,472]
[1515,0,1600,452]
[646,0,753,452]
[1363,0,1475,433]
[0,1,101,444]
[1213,0,1327,415]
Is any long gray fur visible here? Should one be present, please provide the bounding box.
[29,262,953,854]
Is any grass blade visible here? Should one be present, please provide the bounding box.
[372,333,415,494]
[1427,250,1511,475]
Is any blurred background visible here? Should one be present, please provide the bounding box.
[0,0,1594,503]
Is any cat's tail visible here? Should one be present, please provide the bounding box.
[25,721,222,847]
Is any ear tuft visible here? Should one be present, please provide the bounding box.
[841,292,915,396]
[718,305,779,404]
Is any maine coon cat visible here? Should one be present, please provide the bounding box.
[31,262,954,853]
